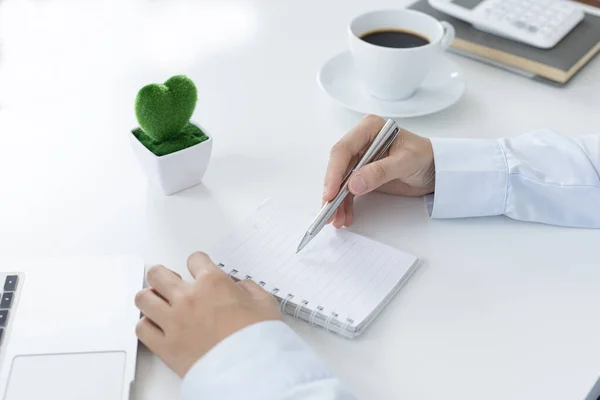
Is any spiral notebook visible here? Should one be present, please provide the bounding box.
[211,199,419,339]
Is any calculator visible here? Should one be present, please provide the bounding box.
[428,0,585,48]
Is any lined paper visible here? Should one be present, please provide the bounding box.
[212,199,418,326]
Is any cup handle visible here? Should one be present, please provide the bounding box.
[440,21,455,50]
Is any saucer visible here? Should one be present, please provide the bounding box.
[317,51,466,118]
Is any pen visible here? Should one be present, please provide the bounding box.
[296,119,400,253]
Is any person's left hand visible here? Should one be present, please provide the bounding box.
[134,252,282,378]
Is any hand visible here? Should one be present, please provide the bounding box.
[324,115,435,228]
[134,252,282,378]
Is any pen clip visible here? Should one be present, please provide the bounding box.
[372,127,400,162]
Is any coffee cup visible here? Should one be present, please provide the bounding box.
[348,9,455,101]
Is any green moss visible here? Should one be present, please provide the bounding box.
[133,123,209,157]
[134,75,197,142]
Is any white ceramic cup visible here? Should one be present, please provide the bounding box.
[349,9,455,101]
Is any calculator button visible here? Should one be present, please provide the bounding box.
[541,27,554,37]
[554,13,567,22]
[514,20,527,29]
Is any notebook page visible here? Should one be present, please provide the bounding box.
[212,199,418,327]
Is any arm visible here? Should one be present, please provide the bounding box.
[181,320,356,400]
[133,253,357,400]
[428,129,600,228]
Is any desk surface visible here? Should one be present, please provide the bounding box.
[1,0,600,399]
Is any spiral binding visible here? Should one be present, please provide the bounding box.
[294,300,309,320]
[340,317,354,336]
[280,293,293,313]
[325,311,338,332]
[310,305,324,326]
[219,263,353,337]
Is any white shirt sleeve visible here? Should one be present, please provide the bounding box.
[180,320,357,400]
[426,129,600,228]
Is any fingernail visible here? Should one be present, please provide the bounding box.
[350,175,367,195]
[323,184,329,198]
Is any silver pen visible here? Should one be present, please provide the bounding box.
[296,119,400,253]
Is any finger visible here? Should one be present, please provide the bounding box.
[331,201,344,226]
[151,288,167,302]
[325,198,346,225]
[343,196,354,226]
[324,115,386,201]
[187,251,222,280]
[146,265,184,302]
[171,270,183,280]
[333,205,345,229]
[135,288,171,328]
[150,271,181,302]
[348,157,399,196]
[238,279,270,300]
[135,316,164,353]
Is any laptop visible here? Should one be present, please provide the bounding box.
[0,255,145,400]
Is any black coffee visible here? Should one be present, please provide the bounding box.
[360,29,429,49]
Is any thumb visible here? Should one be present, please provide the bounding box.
[349,158,397,196]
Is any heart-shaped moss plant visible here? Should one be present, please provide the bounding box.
[135,75,197,141]
[133,75,208,157]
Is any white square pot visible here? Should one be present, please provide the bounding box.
[129,122,213,195]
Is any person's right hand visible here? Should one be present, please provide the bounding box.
[323,115,435,228]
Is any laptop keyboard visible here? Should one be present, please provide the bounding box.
[0,275,18,343]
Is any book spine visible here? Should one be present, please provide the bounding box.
[218,262,354,339]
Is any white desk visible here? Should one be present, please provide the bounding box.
[1,1,600,399]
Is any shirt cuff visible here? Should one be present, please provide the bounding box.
[180,320,334,400]
[427,137,508,219]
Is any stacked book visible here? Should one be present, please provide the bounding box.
[409,0,600,85]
